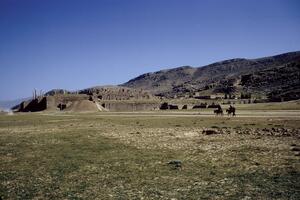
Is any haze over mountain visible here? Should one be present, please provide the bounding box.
[0,97,31,111]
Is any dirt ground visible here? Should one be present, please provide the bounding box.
[0,108,300,199]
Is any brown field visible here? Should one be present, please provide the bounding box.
[0,101,300,199]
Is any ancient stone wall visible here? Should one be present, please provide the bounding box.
[19,97,47,112]
[80,87,153,101]
[102,102,159,111]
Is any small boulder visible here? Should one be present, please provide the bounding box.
[294,152,300,156]
[168,160,182,169]
[290,147,300,152]
[202,129,219,135]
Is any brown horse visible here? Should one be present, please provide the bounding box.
[214,109,223,116]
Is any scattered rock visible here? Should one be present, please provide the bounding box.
[290,147,300,152]
[241,196,251,200]
[294,152,300,156]
[168,160,182,169]
[202,129,220,135]
[129,131,141,135]
[203,127,300,137]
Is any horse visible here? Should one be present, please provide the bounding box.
[226,106,236,116]
[214,109,223,116]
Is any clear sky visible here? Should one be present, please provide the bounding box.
[0,0,299,100]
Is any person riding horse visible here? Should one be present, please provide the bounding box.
[226,105,236,116]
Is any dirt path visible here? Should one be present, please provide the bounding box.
[89,110,300,118]
[39,110,300,118]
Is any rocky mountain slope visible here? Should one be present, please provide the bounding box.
[121,51,300,100]
[241,61,300,101]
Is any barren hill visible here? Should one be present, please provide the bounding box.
[11,51,300,113]
[121,51,300,100]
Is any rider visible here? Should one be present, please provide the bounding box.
[229,104,236,116]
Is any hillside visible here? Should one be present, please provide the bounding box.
[8,51,300,112]
[122,51,300,100]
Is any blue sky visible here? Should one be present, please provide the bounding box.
[0,0,299,100]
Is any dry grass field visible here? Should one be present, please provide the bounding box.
[1,102,300,199]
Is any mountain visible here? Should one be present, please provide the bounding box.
[7,51,300,111]
[121,51,300,100]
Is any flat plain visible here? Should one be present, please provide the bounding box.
[1,101,300,199]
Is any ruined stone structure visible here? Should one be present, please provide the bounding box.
[100,101,159,112]
[16,94,89,112]
[15,86,227,112]
[79,86,152,101]
[19,97,47,112]
[16,87,160,112]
